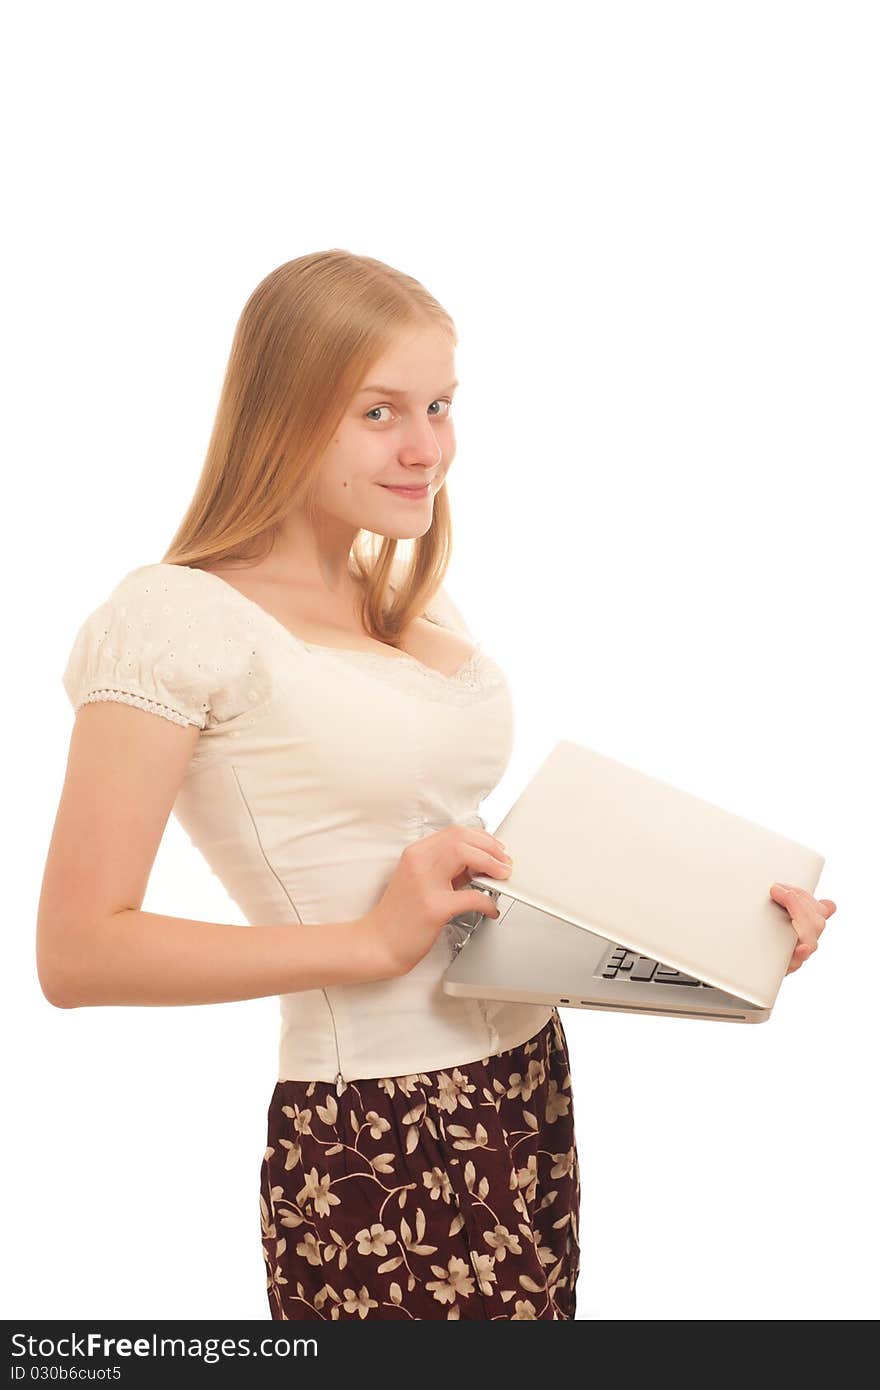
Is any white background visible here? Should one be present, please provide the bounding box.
[4,0,877,1321]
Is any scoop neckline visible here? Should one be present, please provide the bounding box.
[152,562,483,684]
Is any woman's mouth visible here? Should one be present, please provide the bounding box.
[380,483,430,499]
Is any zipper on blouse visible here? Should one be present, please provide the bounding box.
[322,988,345,1094]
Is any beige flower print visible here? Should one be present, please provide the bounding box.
[260,1182,289,1302]
[425,1255,476,1306]
[296,1167,342,1217]
[342,1286,379,1318]
[551,1147,576,1180]
[260,1018,579,1320]
[423,1167,454,1203]
[364,1110,391,1140]
[432,1068,477,1114]
[469,1250,498,1296]
[484,1224,523,1261]
[278,1103,313,1170]
[295,1232,323,1267]
[506,1058,546,1103]
[511,1299,539,1319]
[377,1073,423,1100]
[516,1153,539,1206]
[545,1079,571,1123]
[355,1223,397,1257]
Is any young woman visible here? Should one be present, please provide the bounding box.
[38,250,582,1320]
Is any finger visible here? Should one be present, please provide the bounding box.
[786,937,815,970]
[813,899,835,940]
[772,884,836,919]
[800,893,836,920]
[462,831,511,865]
[770,883,821,954]
[442,826,508,857]
[450,844,512,889]
[792,939,815,957]
[472,828,509,854]
[786,940,816,974]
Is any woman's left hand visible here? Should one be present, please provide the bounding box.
[769,883,837,975]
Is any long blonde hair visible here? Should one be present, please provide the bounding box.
[162,249,458,645]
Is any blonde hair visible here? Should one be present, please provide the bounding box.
[162,249,458,645]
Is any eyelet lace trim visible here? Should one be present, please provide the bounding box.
[310,643,505,705]
[78,687,203,729]
[334,642,484,684]
[294,588,493,691]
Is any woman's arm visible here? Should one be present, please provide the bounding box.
[36,701,385,1008]
[39,906,381,1009]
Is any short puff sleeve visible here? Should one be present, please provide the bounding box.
[61,565,271,730]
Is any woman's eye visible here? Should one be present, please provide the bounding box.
[364,399,452,423]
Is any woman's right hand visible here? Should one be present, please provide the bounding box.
[361,825,514,978]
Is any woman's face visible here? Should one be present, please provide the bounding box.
[315,323,458,540]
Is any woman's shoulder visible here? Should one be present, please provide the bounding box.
[111,560,216,600]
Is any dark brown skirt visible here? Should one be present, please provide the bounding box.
[259,1008,581,1320]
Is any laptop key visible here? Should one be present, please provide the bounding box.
[629,957,658,981]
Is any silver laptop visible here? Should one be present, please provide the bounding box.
[442,739,825,1024]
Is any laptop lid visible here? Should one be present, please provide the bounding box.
[468,740,825,1009]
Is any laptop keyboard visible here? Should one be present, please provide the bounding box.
[453,890,714,989]
[596,943,712,987]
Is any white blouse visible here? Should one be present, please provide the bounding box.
[61,561,553,1088]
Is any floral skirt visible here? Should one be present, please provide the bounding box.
[259,1008,581,1320]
